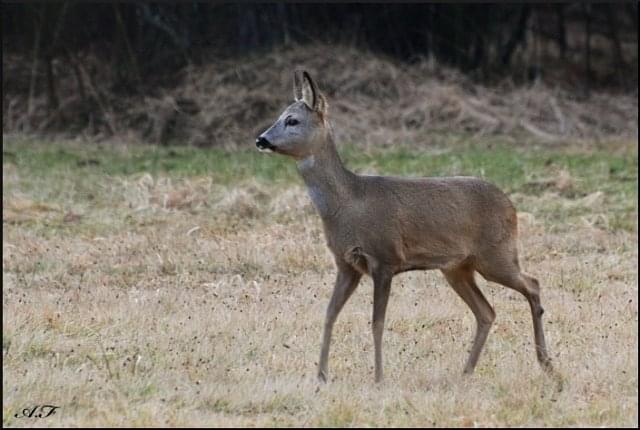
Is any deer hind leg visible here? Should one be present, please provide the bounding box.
[521,273,553,372]
[442,265,496,374]
[477,258,553,374]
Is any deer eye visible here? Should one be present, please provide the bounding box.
[285,117,299,127]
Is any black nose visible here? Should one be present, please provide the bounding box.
[255,137,273,150]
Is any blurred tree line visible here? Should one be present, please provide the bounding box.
[2,2,638,123]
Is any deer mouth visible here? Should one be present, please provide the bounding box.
[255,137,276,153]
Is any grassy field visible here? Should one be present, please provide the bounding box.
[2,135,638,427]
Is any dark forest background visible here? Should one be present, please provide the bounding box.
[2,2,638,144]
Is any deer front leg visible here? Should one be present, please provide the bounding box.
[372,270,393,383]
[318,263,362,382]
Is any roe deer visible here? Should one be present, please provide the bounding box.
[256,70,555,383]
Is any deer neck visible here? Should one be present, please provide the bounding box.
[297,135,356,220]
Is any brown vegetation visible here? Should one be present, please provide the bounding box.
[2,138,637,426]
[3,44,638,146]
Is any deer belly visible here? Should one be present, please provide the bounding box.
[401,252,468,271]
[400,238,469,271]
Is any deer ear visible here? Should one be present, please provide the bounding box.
[293,70,303,102]
[316,92,329,118]
[295,70,328,116]
[300,71,317,110]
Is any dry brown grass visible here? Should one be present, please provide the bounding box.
[3,44,638,147]
[2,139,638,427]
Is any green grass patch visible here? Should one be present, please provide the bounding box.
[4,136,637,232]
